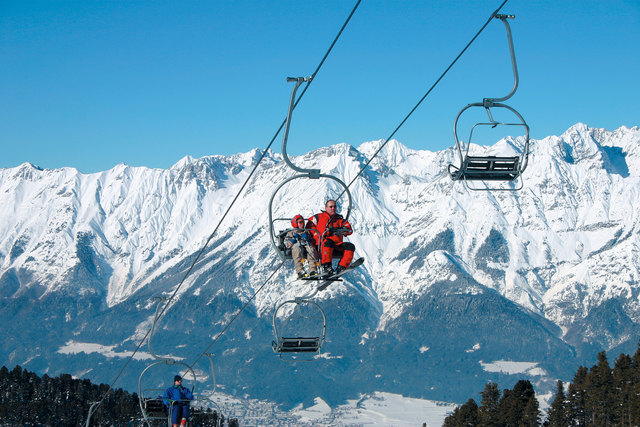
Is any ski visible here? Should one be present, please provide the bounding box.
[316,257,364,291]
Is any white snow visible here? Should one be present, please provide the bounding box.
[57,340,155,361]
[293,397,332,421]
[2,123,640,412]
[480,360,547,376]
[2,125,639,332]
[466,343,481,353]
[293,392,457,426]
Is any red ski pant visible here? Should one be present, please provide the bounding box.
[321,240,355,268]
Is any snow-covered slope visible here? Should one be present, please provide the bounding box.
[1,123,639,406]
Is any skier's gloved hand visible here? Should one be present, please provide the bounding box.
[300,232,309,241]
[289,238,297,244]
[293,232,301,240]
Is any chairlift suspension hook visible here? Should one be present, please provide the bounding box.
[203,353,217,396]
[483,14,519,105]
[282,76,321,179]
[149,297,173,362]
[84,401,100,427]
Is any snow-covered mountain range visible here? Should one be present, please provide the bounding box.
[1,123,639,408]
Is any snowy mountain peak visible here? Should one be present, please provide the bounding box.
[2,123,640,409]
[539,123,639,177]
[1,123,639,347]
[356,138,421,163]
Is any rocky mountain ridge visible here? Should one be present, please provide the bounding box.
[1,123,638,405]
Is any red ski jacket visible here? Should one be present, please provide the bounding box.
[308,211,352,246]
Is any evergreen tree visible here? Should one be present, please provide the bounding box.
[447,342,640,427]
[443,398,480,427]
[585,351,614,426]
[547,380,568,427]
[0,365,8,420]
[479,382,500,427]
[0,365,140,425]
[567,366,588,426]
[628,341,640,427]
[612,352,633,426]
[459,398,480,426]
[443,406,462,427]
[497,380,536,426]
[521,396,540,427]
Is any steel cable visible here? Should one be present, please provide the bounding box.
[340,0,509,198]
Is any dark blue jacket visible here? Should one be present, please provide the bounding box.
[163,385,194,407]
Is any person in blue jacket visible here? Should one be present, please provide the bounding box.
[163,375,194,426]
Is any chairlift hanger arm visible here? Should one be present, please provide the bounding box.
[282,76,321,179]
[203,353,216,396]
[484,14,519,105]
[84,402,100,427]
[453,102,529,153]
[148,297,174,362]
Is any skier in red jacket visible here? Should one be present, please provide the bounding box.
[308,199,355,277]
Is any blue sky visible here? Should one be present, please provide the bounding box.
[1,0,638,173]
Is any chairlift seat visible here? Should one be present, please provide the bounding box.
[453,155,520,181]
[273,337,320,353]
[276,231,293,259]
[143,398,168,418]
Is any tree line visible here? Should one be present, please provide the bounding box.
[0,365,229,426]
[443,341,640,426]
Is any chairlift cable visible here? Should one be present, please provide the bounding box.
[85,1,362,421]
[339,0,509,198]
[186,261,285,372]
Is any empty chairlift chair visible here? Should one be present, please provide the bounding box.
[272,297,326,357]
[448,14,530,190]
